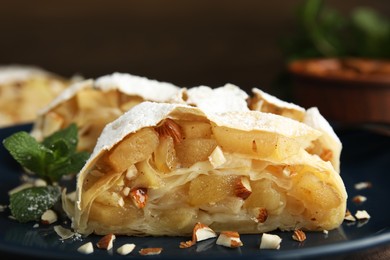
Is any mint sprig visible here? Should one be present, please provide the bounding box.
[9,186,61,223]
[3,124,89,184]
[3,124,90,223]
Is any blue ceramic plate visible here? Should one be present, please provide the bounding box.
[0,124,389,259]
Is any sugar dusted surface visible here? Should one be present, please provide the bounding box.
[0,65,51,84]
[209,110,321,138]
[91,102,182,156]
[95,72,181,102]
[252,88,305,112]
[37,72,181,116]
[186,83,249,113]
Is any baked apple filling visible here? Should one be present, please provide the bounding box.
[70,103,346,236]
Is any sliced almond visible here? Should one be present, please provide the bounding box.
[77,242,94,254]
[292,229,306,242]
[234,176,252,200]
[139,247,163,256]
[53,225,75,240]
[260,233,282,250]
[216,231,243,248]
[117,243,136,255]
[96,233,116,250]
[130,188,148,209]
[41,209,58,225]
[156,118,183,144]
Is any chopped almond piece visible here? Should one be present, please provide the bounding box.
[355,210,371,220]
[292,229,306,242]
[234,176,252,200]
[253,208,268,223]
[179,240,195,249]
[260,233,282,249]
[139,247,163,256]
[130,188,148,208]
[208,146,226,168]
[352,195,367,204]
[156,118,183,144]
[96,233,116,250]
[77,242,94,254]
[354,182,372,190]
[41,209,58,225]
[216,231,243,248]
[122,187,130,197]
[179,222,216,248]
[344,209,356,222]
[193,222,217,242]
[117,243,136,255]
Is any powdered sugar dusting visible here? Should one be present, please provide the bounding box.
[252,88,305,112]
[186,84,249,113]
[95,72,181,102]
[0,65,51,84]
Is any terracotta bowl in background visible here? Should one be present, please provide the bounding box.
[288,58,390,124]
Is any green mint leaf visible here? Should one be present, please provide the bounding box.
[47,151,89,182]
[42,123,78,153]
[3,123,89,184]
[2,131,51,178]
[9,186,61,223]
[49,139,72,160]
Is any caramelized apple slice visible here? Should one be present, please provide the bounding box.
[102,128,159,173]
[175,138,217,167]
[176,120,212,139]
[212,125,300,162]
[154,136,178,173]
[188,174,238,206]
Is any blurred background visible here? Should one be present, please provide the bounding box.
[1,0,389,96]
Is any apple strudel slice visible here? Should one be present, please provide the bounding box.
[64,101,347,236]
[30,73,181,152]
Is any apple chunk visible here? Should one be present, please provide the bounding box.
[175,138,217,167]
[104,128,159,173]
